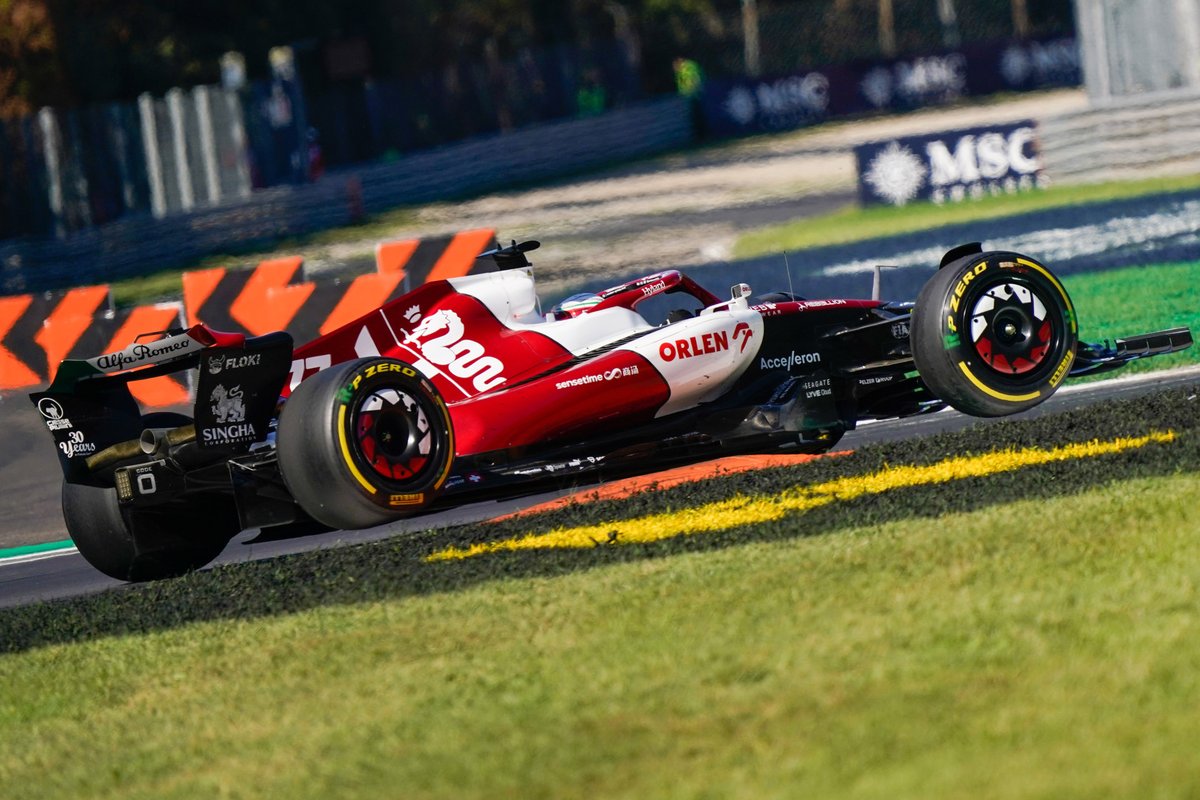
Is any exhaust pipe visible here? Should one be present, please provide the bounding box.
[86,424,197,471]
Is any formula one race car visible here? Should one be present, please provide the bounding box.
[31,241,1193,581]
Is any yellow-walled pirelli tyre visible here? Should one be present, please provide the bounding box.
[911,251,1078,418]
[276,358,455,530]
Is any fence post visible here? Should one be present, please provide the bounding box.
[166,87,195,212]
[36,108,66,237]
[741,0,761,77]
[223,90,252,198]
[139,93,168,217]
[193,85,222,205]
[108,104,137,212]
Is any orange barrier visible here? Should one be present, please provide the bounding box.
[0,287,188,406]
[3,230,496,406]
[184,229,496,344]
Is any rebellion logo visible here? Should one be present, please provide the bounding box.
[659,324,753,363]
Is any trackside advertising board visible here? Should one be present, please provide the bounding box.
[700,37,1079,139]
[853,121,1045,207]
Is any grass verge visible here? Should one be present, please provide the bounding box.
[3,457,1200,796]
[733,174,1200,259]
[2,389,1200,797]
[1068,260,1200,375]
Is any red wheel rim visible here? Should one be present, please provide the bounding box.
[353,388,434,482]
[968,281,1054,375]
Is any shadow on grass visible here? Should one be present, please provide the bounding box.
[2,387,1198,654]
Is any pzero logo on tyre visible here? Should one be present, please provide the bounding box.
[948,261,988,315]
[912,251,1078,418]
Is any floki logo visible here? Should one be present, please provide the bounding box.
[208,353,262,374]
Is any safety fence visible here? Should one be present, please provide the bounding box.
[0,230,494,406]
[1037,89,1200,183]
[0,97,690,295]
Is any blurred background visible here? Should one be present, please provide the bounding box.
[0,0,1195,295]
[0,1,1074,249]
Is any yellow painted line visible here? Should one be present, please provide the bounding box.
[337,405,377,495]
[427,431,1175,562]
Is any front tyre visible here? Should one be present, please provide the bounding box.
[911,251,1077,417]
[276,358,455,530]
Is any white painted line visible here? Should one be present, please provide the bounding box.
[1058,363,1200,394]
[0,546,78,567]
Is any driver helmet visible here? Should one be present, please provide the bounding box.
[550,292,603,320]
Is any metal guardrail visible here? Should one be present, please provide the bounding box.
[1038,90,1200,183]
[0,97,693,295]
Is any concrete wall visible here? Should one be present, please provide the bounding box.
[1074,0,1200,100]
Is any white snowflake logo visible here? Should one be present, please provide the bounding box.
[864,142,928,206]
[724,87,757,125]
[860,67,893,108]
[1000,46,1031,86]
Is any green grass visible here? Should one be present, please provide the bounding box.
[1068,260,1200,374]
[733,173,1200,259]
[3,472,1200,799]
[4,389,1200,798]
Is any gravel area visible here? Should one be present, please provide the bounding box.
[298,89,1087,296]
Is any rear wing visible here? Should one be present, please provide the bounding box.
[30,325,293,482]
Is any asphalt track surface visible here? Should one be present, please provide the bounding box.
[3,364,1198,610]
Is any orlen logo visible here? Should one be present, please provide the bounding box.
[659,323,753,362]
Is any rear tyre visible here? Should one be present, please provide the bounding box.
[276,358,455,530]
[62,484,239,582]
[911,251,1078,417]
[61,411,241,582]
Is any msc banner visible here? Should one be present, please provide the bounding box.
[853,121,1044,207]
[700,37,1079,139]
